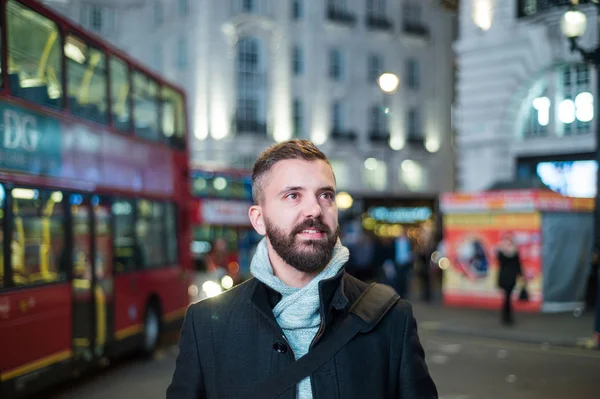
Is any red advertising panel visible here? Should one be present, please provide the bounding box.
[442,212,542,312]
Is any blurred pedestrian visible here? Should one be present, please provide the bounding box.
[496,234,523,326]
[393,229,413,298]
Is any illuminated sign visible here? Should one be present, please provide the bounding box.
[532,92,593,126]
[368,206,432,224]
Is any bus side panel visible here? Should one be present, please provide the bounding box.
[0,284,72,382]
[113,273,143,340]
[137,266,188,325]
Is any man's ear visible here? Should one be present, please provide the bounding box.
[249,205,266,236]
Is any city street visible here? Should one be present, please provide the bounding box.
[40,332,600,399]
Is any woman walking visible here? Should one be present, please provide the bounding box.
[496,234,523,326]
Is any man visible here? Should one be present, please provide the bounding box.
[167,140,438,398]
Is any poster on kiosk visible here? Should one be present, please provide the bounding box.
[440,190,594,313]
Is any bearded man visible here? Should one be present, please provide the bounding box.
[167,140,438,399]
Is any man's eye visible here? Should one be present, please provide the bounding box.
[287,193,299,200]
[321,192,334,200]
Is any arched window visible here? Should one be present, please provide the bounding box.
[520,63,592,139]
[236,36,266,134]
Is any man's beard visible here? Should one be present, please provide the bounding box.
[265,217,340,274]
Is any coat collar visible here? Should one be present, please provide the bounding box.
[250,268,350,328]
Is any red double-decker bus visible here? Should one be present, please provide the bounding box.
[0,1,192,397]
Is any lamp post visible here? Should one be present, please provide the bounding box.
[560,0,600,348]
[377,72,401,149]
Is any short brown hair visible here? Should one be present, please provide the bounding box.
[252,139,332,204]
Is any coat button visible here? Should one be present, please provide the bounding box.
[273,342,288,354]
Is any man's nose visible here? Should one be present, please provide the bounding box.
[302,196,323,219]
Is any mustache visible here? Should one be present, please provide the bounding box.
[291,218,331,236]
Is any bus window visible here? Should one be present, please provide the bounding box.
[110,56,131,131]
[65,35,108,124]
[0,184,4,288]
[165,203,178,264]
[7,0,63,108]
[136,200,167,268]
[112,199,136,273]
[11,188,66,285]
[162,86,186,149]
[133,71,160,141]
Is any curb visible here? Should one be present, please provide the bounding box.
[419,321,596,350]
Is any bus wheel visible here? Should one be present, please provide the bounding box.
[142,305,160,355]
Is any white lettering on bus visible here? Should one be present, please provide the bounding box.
[3,109,40,152]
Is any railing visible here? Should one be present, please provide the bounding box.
[406,134,425,147]
[366,16,394,31]
[330,129,358,141]
[368,131,390,142]
[402,22,429,38]
[326,6,357,26]
[236,118,267,135]
[517,0,591,18]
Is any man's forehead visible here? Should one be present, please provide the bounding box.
[267,159,335,188]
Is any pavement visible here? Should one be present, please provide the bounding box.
[411,300,598,349]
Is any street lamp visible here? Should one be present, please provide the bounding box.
[378,72,400,93]
[377,72,400,152]
[560,0,600,349]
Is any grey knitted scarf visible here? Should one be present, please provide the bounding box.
[250,237,349,399]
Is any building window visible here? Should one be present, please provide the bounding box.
[177,38,188,70]
[236,37,266,133]
[332,101,344,132]
[367,0,386,17]
[330,160,350,189]
[561,64,591,136]
[292,45,303,76]
[242,0,254,12]
[403,1,422,23]
[329,0,349,14]
[293,98,303,137]
[154,0,163,25]
[407,108,421,139]
[362,158,387,191]
[522,63,592,139]
[368,53,383,83]
[90,5,102,31]
[178,0,189,16]
[292,0,303,20]
[329,48,344,81]
[370,104,388,135]
[400,159,425,191]
[406,58,420,90]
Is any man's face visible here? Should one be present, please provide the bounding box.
[252,159,339,274]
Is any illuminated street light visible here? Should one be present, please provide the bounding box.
[377,73,400,93]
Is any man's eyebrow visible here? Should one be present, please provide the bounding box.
[278,186,304,196]
[277,186,336,196]
[319,186,336,193]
